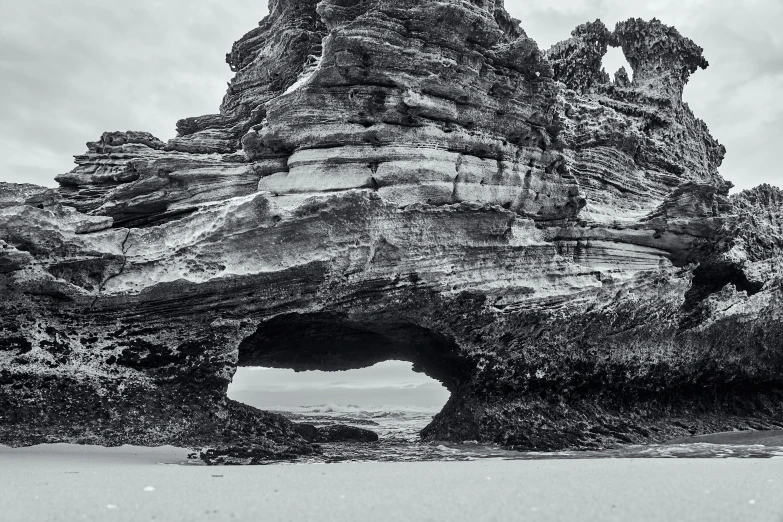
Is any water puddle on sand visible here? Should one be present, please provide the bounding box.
[253,405,783,464]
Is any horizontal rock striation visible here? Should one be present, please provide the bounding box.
[1,0,781,459]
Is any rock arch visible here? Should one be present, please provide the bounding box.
[1,1,782,463]
[238,312,471,393]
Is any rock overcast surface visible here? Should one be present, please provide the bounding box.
[1,0,781,461]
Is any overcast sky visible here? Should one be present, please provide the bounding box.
[0,0,780,191]
[228,361,450,409]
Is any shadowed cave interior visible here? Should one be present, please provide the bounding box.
[229,313,463,422]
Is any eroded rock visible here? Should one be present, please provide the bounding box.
[1,0,781,460]
[295,423,380,443]
[545,20,613,93]
[614,18,709,102]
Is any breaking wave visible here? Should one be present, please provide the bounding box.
[263,405,783,464]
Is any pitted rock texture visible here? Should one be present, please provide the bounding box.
[1,0,782,459]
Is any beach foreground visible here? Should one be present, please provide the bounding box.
[1,445,781,522]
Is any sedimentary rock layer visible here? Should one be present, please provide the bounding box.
[1,0,781,459]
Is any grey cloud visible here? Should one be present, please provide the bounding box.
[227,362,451,408]
[0,0,265,187]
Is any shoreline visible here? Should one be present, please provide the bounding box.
[2,442,782,522]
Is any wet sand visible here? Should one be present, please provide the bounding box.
[1,444,782,522]
[670,430,783,446]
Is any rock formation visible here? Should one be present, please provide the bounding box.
[1,0,781,460]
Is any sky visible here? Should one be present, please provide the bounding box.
[228,361,451,409]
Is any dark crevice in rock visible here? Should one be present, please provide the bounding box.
[88,229,131,310]
[679,262,765,331]
[238,312,473,392]
[111,207,200,229]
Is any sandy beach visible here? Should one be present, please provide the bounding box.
[1,444,781,522]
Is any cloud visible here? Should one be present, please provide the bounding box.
[228,362,451,409]
[0,0,267,187]
[229,361,438,392]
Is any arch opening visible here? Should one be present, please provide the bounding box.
[228,361,451,411]
[230,312,470,445]
[603,46,634,85]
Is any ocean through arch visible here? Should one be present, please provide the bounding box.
[227,360,452,459]
[228,361,450,412]
[228,312,464,456]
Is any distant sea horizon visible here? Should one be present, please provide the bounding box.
[227,361,451,410]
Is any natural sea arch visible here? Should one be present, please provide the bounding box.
[230,312,465,436]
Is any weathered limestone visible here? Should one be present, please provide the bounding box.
[615,18,709,102]
[1,0,781,460]
[545,20,613,93]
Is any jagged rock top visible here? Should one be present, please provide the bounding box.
[546,17,709,102]
[545,20,614,93]
[52,5,727,233]
[615,18,709,100]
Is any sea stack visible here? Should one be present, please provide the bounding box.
[1,0,781,461]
